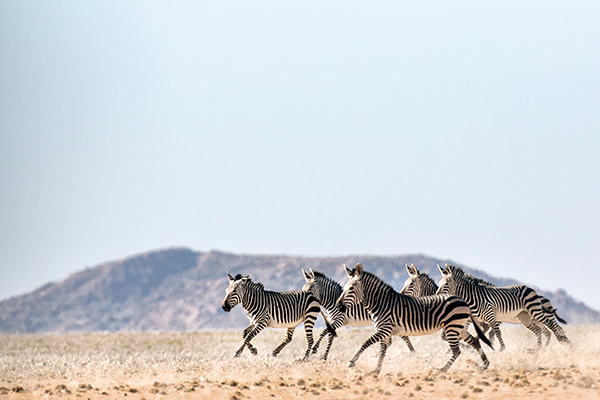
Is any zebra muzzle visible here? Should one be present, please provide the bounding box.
[222,302,231,312]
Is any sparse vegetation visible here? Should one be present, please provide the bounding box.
[0,326,599,399]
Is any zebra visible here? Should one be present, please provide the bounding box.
[460,271,567,346]
[336,263,493,375]
[402,264,567,346]
[435,264,570,351]
[301,268,416,360]
[221,272,336,360]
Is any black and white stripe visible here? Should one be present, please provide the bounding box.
[302,269,416,360]
[336,263,492,375]
[435,264,570,351]
[222,272,335,360]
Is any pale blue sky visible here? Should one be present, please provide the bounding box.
[1,2,599,310]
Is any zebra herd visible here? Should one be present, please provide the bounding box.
[221,263,570,375]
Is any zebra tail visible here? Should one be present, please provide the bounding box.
[554,311,568,325]
[320,310,337,338]
[470,315,494,350]
[326,320,337,338]
[542,304,568,325]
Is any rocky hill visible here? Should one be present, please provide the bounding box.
[0,247,598,334]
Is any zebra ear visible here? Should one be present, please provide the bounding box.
[302,269,311,281]
[344,264,354,278]
[405,263,411,274]
[410,264,418,275]
[309,268,315,279]
[355,263,363,277]
[437,264,447,276]
[227,272,235,282]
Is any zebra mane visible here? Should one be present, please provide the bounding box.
[311,270,343,290]
[235,275,264,291]
[447,266,496,288]
[415,271,436,285]
[361,270,395,294]
[245,278,264,291]
[465,274,496,287]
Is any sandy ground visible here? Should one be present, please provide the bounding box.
[1,326,599,399]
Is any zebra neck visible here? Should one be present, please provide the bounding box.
[240,286,266,314]
[361,279,394,314]
[320,288,343,312]
[455,280,478,299]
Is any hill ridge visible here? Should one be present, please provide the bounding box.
[0,248,598,333]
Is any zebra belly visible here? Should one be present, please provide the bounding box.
[344,315,372,327]
[390,325,439,337]
[494,310,525,323]
[266,319,302,329]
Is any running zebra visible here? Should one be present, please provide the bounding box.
[336,263,493,375]
[459,272,567,346]
[302,269,416,360]
[435,264,570,351]
[402,264,567,345]
[221,272,336,360]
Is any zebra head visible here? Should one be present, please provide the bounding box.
[399,263,420,295]
[301,268,318,294]
[336,263,364,313]
[435,264,454,295]
[222,272,248,312]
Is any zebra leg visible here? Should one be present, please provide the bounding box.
[460,331,490,371]
[532,319,552,346]
[320,332,335,360]
[525,299,571,346]
[477,321,495,343]
[235,323,266,357]
[320,317,345,361]
[440,332,461,373]
[541,315,571,345]
[516,312,543,348]
[371,337,392,376]
[301,317,318,361]
[348,330,390,369]
[311,328,329,355]
[242,325,258,355]
[490,322,506,351]
[481,312,505,351]
[272,327,295,357]
[400,336,415,352]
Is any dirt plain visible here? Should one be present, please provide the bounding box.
[1,325,599,399]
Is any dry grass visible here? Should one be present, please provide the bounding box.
[1,325,600,399]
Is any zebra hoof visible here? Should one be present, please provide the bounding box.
[233,352,241,358]
[271,351,279,357]
[348,361,356,368]
[311,348,319,355]
[249,348,258,356]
